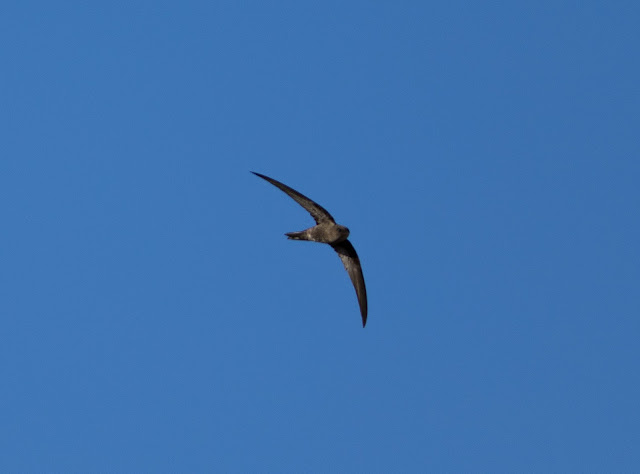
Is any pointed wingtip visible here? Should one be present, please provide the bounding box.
[251,171,272,182]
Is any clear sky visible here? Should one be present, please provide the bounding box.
[2,1,639,472]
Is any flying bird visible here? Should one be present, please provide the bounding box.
[252,171,368,327]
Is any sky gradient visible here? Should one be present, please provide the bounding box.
[2,1,639,471]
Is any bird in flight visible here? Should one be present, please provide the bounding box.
[252,172,368,327]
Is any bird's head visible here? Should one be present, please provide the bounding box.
[336,225,350,240]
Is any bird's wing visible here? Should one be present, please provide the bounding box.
[331,239,368,327]
[252,172,335,224]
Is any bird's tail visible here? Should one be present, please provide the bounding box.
[285,231,307,240]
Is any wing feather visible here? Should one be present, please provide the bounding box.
[252,172,335,224]
[331,240,368,327]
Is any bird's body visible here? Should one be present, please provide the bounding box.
[286,223,350,244]
[252,171,368,327]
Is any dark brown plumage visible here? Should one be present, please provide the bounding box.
[252,171,368,327]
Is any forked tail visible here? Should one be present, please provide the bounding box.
[285,231,307,240]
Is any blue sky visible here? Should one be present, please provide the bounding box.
[1,1,639,471]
